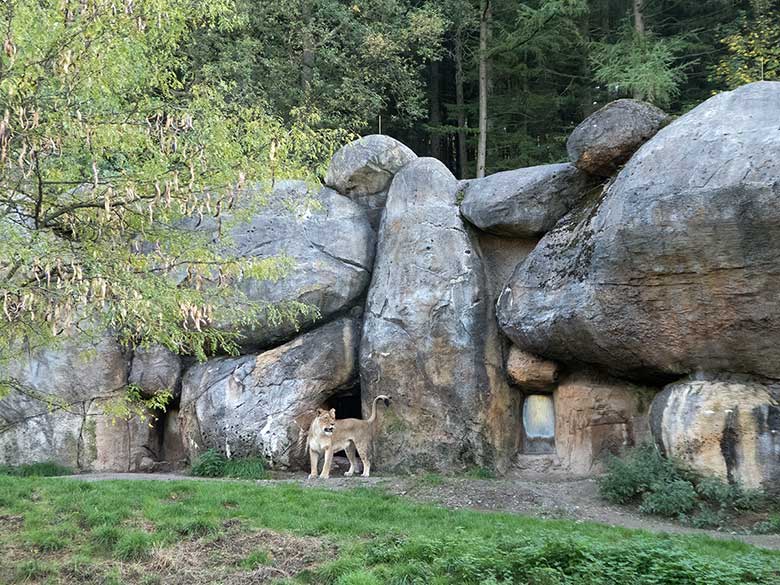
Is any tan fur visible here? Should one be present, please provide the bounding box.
[306,395,391,479]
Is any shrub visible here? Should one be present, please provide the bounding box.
[639,479,697,517]
[600,444,777,529]
[599,443,680,505]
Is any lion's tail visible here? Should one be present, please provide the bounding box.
[367,395,389,424]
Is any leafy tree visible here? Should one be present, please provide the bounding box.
[712,3,780,88]
[186,0,447,133]
[0,0,345,397]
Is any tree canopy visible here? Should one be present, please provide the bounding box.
[0,0,346,388]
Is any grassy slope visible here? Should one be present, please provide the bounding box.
[0,476,779,584]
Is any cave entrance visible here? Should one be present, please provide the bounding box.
[324,385,363,420]
[521,394,556,454]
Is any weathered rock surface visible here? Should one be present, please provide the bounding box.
[179,316,360,469]
[0,333,130,469]
[554,372,656,474]
[498,81,780,381]
[83,399,161,472]
[506,347,559,391]
[192,181,374,349]
[129,345,181,398]
[474,233,538,301]
[651,376,780,491]
[566,98,668,176]
[361,157,520,472]
[162,408,187,468]
[460,163,597,237]
[325,135,417,226]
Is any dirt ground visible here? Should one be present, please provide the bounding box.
[69,461,780,552]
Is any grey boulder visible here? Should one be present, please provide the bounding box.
[325,135,417,226]
[498,81,780,381]
[190,181,374,349]
[129,345,181,398]
[460,163,597,237]
[361,158,520,472]
[566,98,669,176]
[651,376,780,492]
[179,316,360,469]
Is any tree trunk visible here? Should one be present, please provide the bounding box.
[477,0,491,179]
[633,0,645,36]
[454,29,468,179]
[429,60,443,161]
[301,0,315,91]
[632,0,645,100]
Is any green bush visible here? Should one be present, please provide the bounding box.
[600,444,776,528]
[599,443,680,505]
[0,461,73,477]
[189,449,267,479]
[190,449,227,477]
[639,479,697,517]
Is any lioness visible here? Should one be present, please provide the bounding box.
[307,395,392,479]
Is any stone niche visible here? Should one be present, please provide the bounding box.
[521,394,556,454]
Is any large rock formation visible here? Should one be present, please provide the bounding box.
[554,372,655,474]
[326,134,417,226]
[0,332,130,469]
[360,158,520,472]
[651,376,780,492]
[566,99,668,176]
[498,81,780,381]
[193,181,375,349]
[179,316,360,468]
[460,163,597,237]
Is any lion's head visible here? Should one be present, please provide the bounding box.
[315,408,336,435]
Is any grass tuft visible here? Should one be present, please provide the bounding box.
[0,461,73,477]
[240,548,272,570]
[114,530,152,560]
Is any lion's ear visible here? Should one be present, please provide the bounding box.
[329,408,336,418]
[316,408,325,415]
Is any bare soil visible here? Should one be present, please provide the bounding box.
[70,463,780,552]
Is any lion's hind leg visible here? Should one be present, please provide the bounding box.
[344,442,359,477]
[355,440,371,477]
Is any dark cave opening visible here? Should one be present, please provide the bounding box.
[324,385,363,420]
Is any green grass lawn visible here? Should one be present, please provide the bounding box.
[1,476,779,584]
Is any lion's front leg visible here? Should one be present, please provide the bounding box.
[308,448,319,479]
[320,447,334,479]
